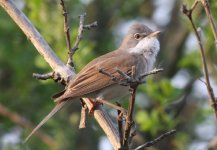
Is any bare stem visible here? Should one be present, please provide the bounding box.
[181,3,217,119]
[123,85,137,148]
[122,66,137,148]
[133,129,176,150]
[60,0,73,66]
[116,102,124,147]
[200,0,217,46]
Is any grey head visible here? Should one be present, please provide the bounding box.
[119,23,153,49]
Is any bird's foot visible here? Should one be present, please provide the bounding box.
[87,99,103,114]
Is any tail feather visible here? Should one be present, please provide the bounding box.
[24,100,68,143]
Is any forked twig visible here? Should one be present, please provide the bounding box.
[181,2,217,119]
[60,0,98,67]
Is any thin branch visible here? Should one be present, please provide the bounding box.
[123,66,137,148]
[98,68,119,82]
[0,1,120,149]
[60,0,73,67]
[82,98,121,149]
[0,0,75,82]
[33,72,54,80]
[139,68,164,80]
[200,0,217,46]
[133,129,176,150]
[181,3,217,119]
[0,103,55,149]
[116,102,124,147]
[97,99,127,113]
[79,107,87,129]
[60,1,97,67]
[98,67,163,149]
[67,13,97,67]
[83,21,98,30]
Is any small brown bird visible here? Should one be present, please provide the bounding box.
[25,23,160,142]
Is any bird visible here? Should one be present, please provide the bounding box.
[24,22,160,142]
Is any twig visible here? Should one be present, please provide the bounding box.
[116,102,124,147]
[181,3,217,119]
[79,99,87,129]
[33,72,54,80]
[60,1,97,67]
[82,98,121,149]
[139,68,164,80]
[83,21,98,30]
[200,0,217,46]
[98,68,119,82]
[97,99,127,113]
[0,0,75,83]
[133,129,176,150]
[116,68,131,81]
[79,107,87,128]
[60,0,73,67]
[0,1,120,149]
[33,72,67,84]
[98,66,163,149]
[123,67,137,148]
[0,103,55,149]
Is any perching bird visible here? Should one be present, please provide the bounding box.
[25,22,160,142]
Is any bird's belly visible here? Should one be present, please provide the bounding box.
[88,84,130,100]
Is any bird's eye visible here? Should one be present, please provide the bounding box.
[134,33,141,40]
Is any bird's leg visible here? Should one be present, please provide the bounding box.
[96,99,127,114]
[84,98,102,114]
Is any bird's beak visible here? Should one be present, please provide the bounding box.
[148,31,161,37]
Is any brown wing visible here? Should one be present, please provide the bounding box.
[54,51,138,103]
[52,50,119,99]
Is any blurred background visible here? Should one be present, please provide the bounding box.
[1,0,217,149]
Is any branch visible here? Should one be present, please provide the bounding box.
[123,66,137,148]
[200,0,217,46]
[0,0,120,149]
[0,0,74,83]
[0,103,55,149]
[60,1,97,67]
[133,129,176,150]
[181,3,217,119]
[99,67,163,149]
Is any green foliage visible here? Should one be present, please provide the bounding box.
[179,51,202,74]
[141,78,181,104]
[136,109,176,135]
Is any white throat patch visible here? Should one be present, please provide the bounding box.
[129,37,160,71]
[130,37,160,55]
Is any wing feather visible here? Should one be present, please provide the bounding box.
[54,51,138,102]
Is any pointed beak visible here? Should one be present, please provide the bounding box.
[148,31,161,37]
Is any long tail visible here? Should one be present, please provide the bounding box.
[24,100,68,142]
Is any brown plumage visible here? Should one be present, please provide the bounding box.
[54,51,139,103]
[24,22,160,142]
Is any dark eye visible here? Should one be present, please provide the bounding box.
[134,33,141,40]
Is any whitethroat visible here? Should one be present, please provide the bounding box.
[25,23,160,142]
